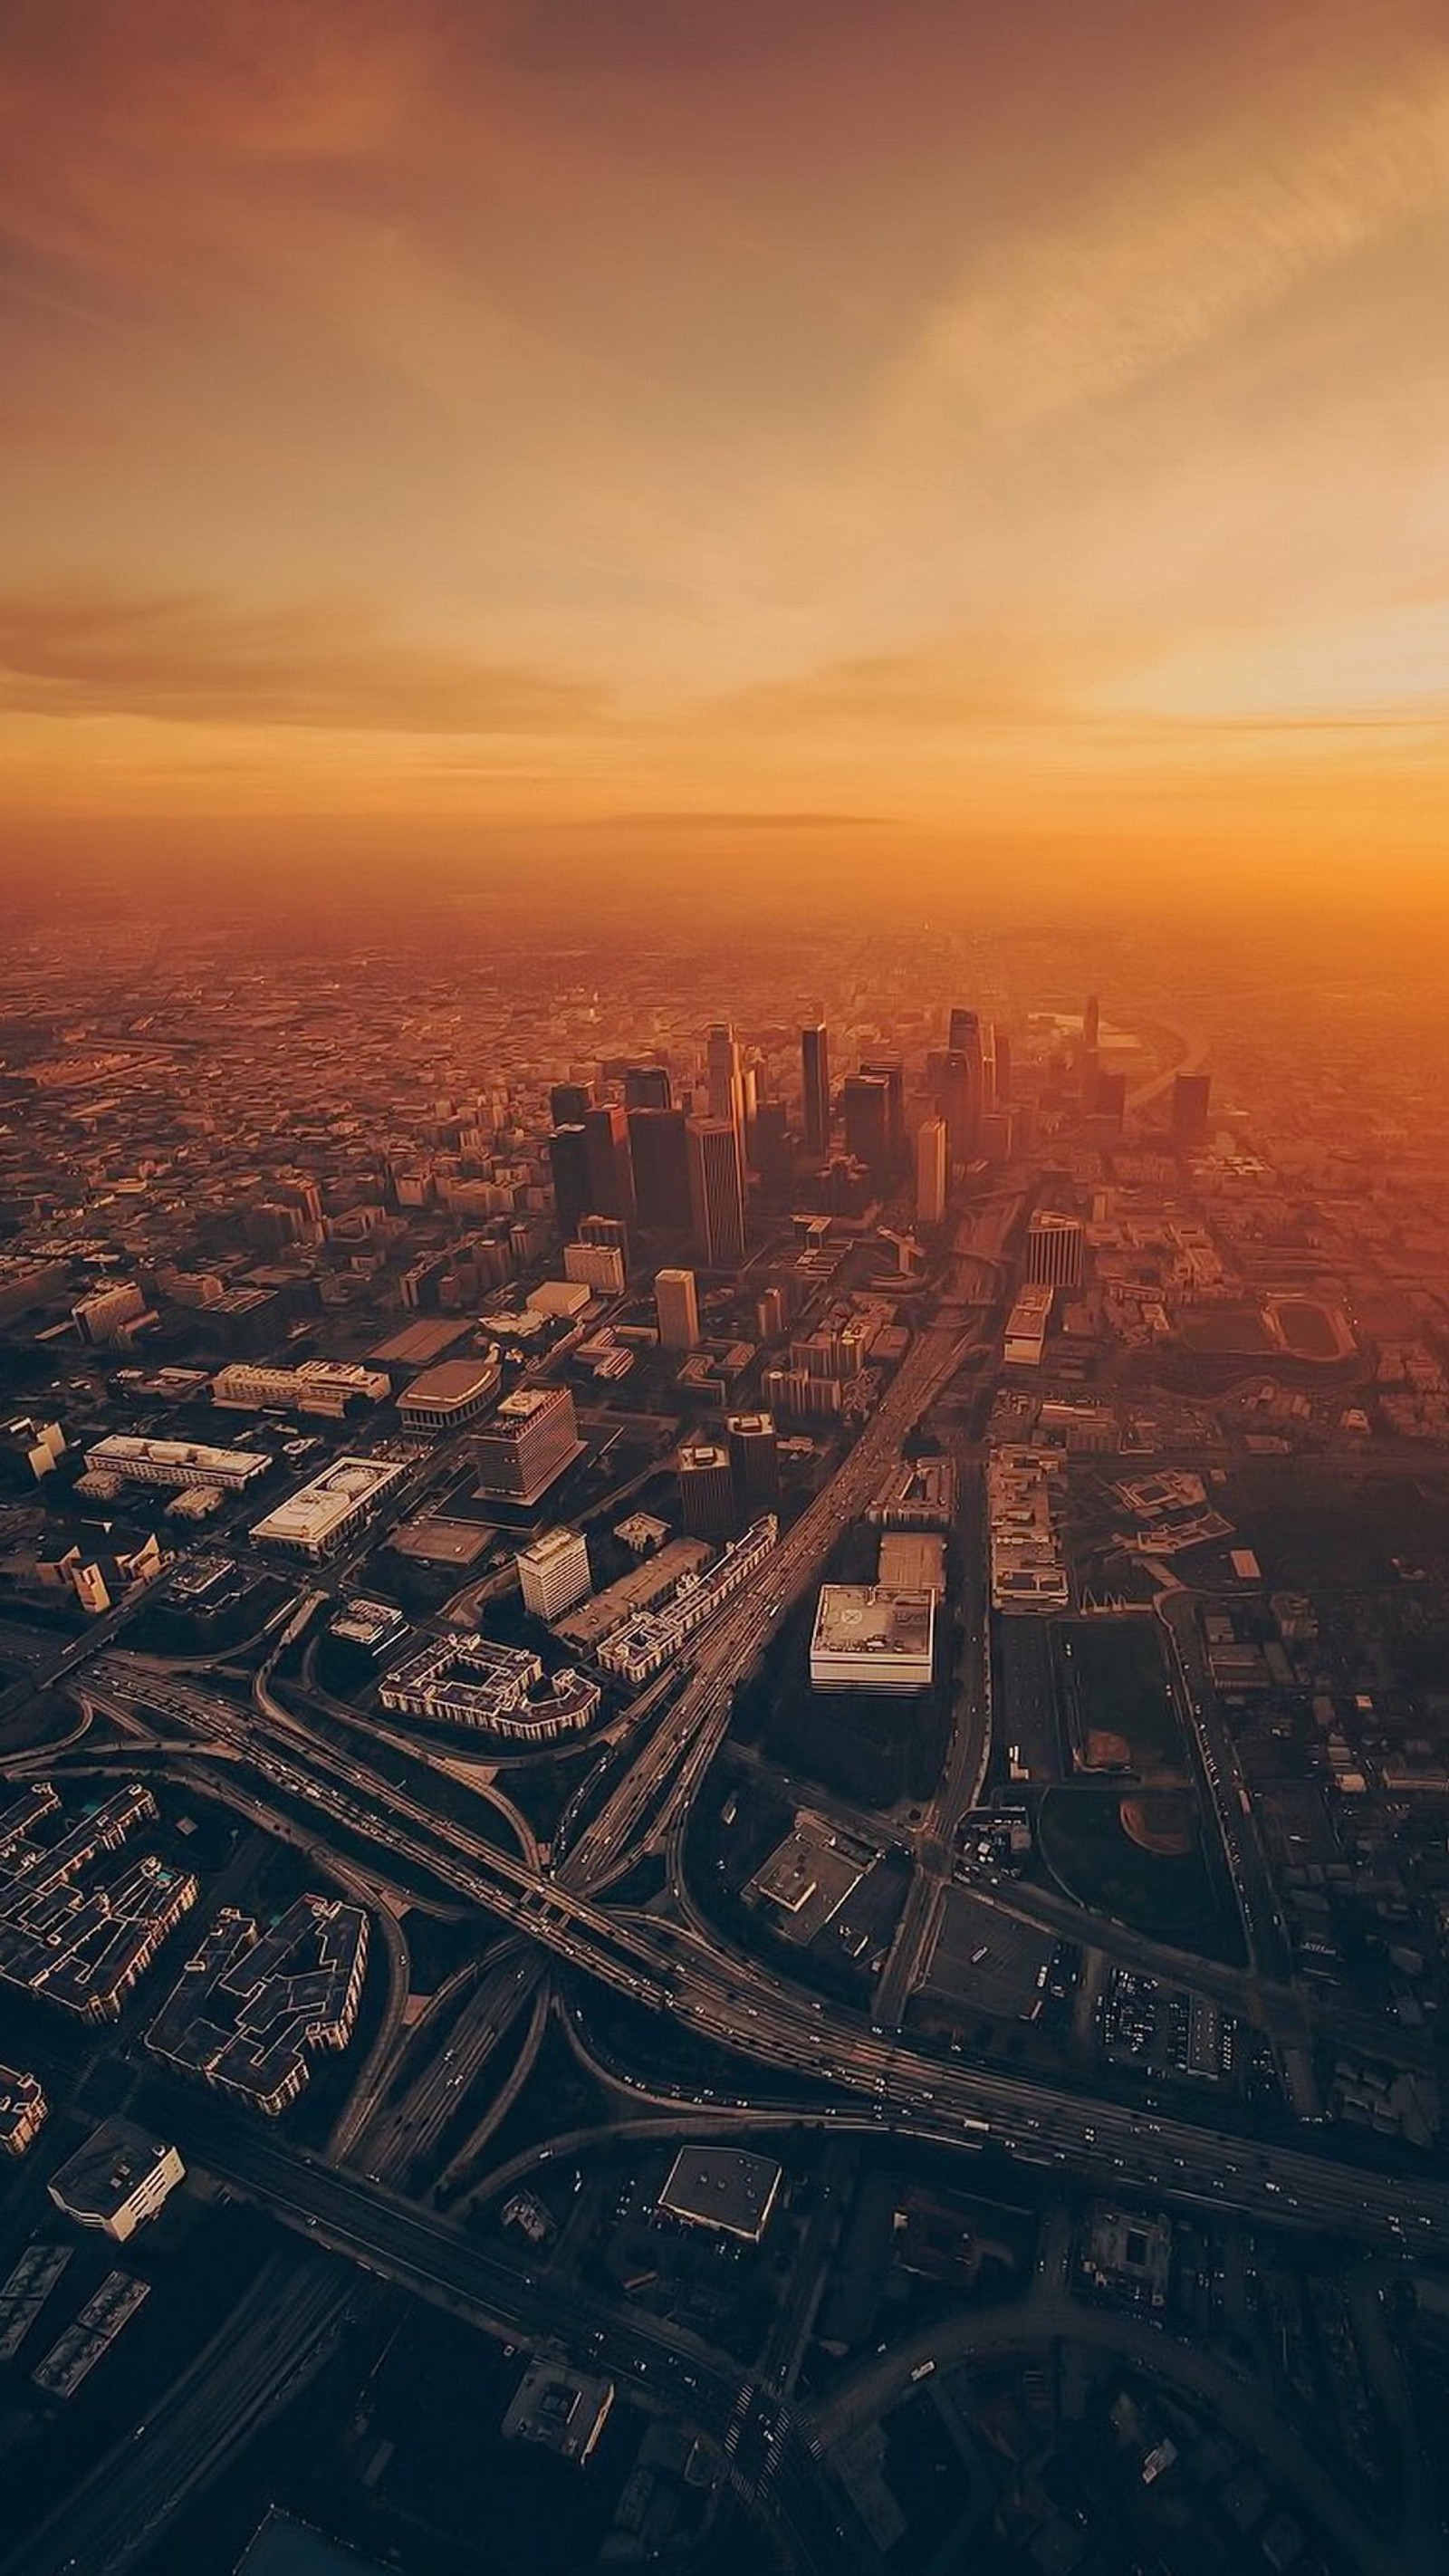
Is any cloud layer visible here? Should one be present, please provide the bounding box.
[1,1,1446,882]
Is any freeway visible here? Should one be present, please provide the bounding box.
[72,1659,1449,2253]
[1156,1583,1295,1982]
[4,2254,355,2576]
[563,1295,1002,1896]
[134,2104,859,2575]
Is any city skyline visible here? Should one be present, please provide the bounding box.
[2,1,1447,900]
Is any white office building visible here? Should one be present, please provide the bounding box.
[250,1456,406,1559]
[516,1526,592,1622]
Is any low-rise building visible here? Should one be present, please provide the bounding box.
[553,1537,711,1658]
[0,2065,46,2156]
[595,1516,777,1686]
[82,1433,269,1493]
[1003,1281,1054,1367]
[48,2120,185,2240]
[987,1443,1070,1612]
[210,1360,390,1418]
[250,1456,406,1558]
[379,1633,600,1740]
[503,2360,615,2465]
[657,2145,782,2244]
[147,1895,369,2118]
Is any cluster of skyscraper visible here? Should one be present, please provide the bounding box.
[542,1005,1009,1286]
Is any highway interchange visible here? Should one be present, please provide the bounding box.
[7,1185,1449,2573]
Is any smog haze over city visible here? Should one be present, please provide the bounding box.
[1,10,1448,2576]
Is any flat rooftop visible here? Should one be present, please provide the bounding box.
[369,1320,474,1369]
[877,1532,947,1597]
[657,2144,782,2242]
[389,1514,493,1566]
[49,2119,178,2221]
[237,2516,393,2576]
[811,1583,934,1658]
[250,1456,403,1546]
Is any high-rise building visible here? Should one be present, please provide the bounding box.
[624,1064,673,1110]
[948,1006,984,1066]
[990,1026,1011,1108]
[725,1411,780,1514]
[935,1017,984,1170]
[551,1081,593,1128]
[916,1115,948,1224]
[755,1283,789,1341]
[706,1024,745,1135]
[655,1266,700,1350]
[1172,1072,1212,1149]
[1083,994,1100,1052]
[686,1117,747,1267]
[547,1125,590,1239]
[563,1240,626,1295]
[1026,1213,1084,1289]
[578,1213,629,1253]
[515,1526,592,1622]
[1089,1072,1128,1133]
[752,1099,794,1192]
[860,1058,905,1172]
[472,1386,582,1503]
[583,1105,637,1228]
[801,1023,830,1158]
[677,1442,736,1541]
[628,1106,691,1230]
[841,1072,892,1181]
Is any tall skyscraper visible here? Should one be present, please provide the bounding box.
[705,1024,745,1136]
[550,1081,592,1128]
[751,1099,794,1192]
[627,1106,691,1230]
[547,1125,590,1238]
[841,1072,892,1181]
[1089,1072,1128,1133]
[726,1411,780,1514]
[583,1104,637,1228]
[990,1026,1011,1108]
[948,1006,984,1067]
[1026,1213,1084,1289]
[655,1266,700,1350]
[1083,994,1100,1052]
[916,1115,948,1224]
[623,1064,673,1110]
[677,1441,737,1540]
[942,1010,985,1167]
[801,1023,830,1158]
[932,1049,978,1171]
[860,1058,905,1172]
[686,1116,747,1267]
[1172,1071,1212,1149]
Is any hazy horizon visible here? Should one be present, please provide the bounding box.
[2,1,1447,905]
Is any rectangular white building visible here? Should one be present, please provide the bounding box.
[810,1584,936,1691]
[84,1435,269,1493]
[250,1456,406,1559]
[516,1526,591,1621]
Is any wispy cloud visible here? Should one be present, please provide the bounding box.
[0,590,609,734]
[898,62,1449,429]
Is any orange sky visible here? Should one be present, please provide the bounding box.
[1,1,1446,898]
